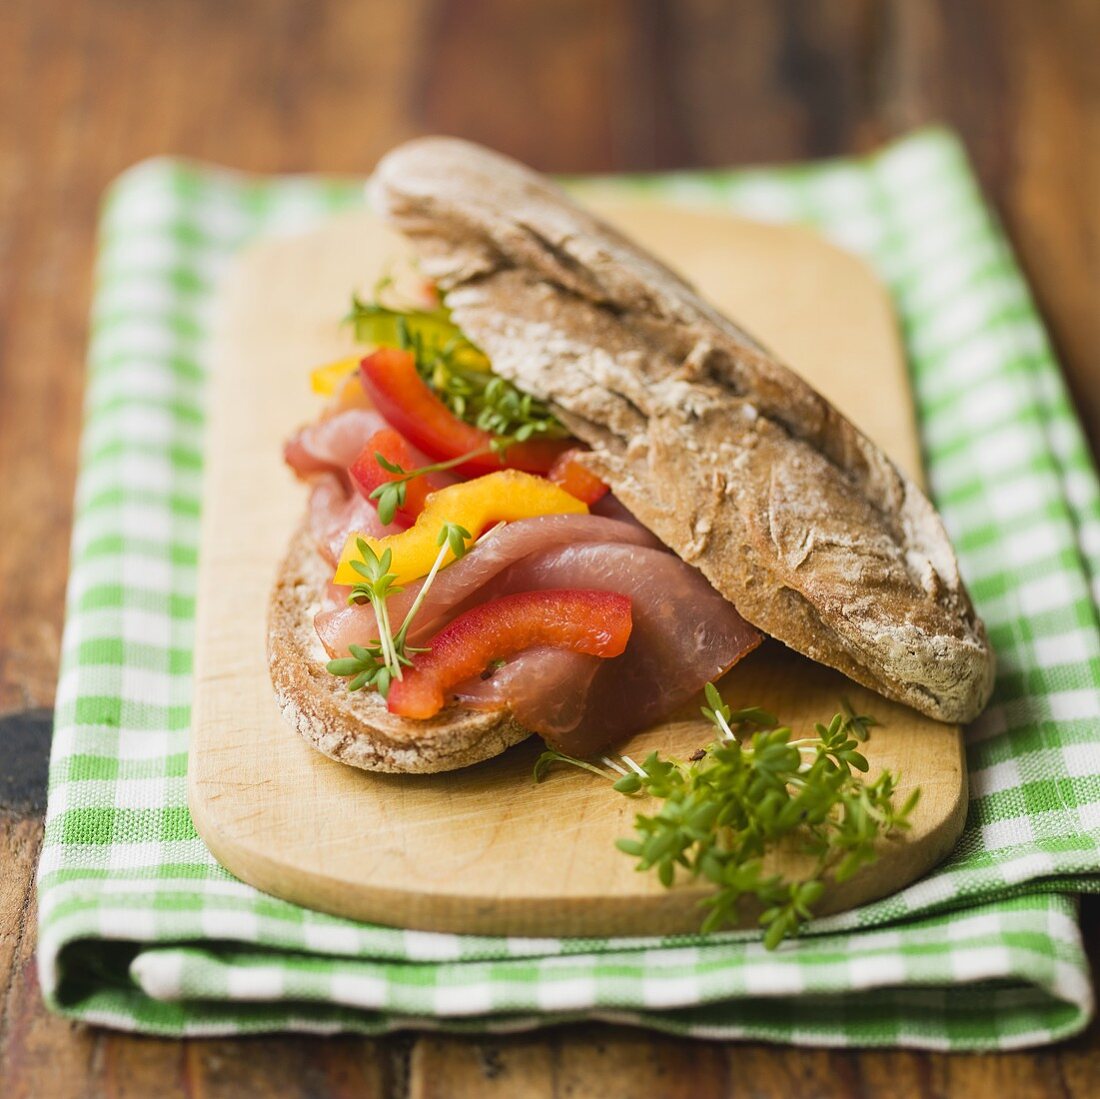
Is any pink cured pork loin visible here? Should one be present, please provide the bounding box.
[317,514,761,755]
[286,408,455,563]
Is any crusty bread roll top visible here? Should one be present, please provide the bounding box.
[367,137,995,725]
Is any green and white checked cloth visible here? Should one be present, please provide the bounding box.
[38,129,1100,1049]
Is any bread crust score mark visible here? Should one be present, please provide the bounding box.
[367,136,995,725]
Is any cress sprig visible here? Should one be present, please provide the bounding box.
[369,447,491,525]
[326,522,473,696]
[535,686,918,949]
[346,294,568,447]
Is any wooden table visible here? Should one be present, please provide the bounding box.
[2,1,1098,1095]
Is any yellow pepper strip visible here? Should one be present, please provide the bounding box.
[310,355,362,396]
[333,470,588,586]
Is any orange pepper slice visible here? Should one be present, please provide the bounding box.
[310,355,361,396]
[548,448,610,505]
[333,469,587,586]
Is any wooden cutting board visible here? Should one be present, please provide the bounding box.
[189,200,967,938]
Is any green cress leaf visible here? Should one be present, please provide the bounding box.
[440,522,473,560]
[331,522,475,698]
[533,690,918,949]
[532,748,614,783]
[374,452,405,475]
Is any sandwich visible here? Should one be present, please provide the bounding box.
[270,137,995,775]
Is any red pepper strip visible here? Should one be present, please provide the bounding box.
[386,589,632,720]
[348,428,432,525]
[548,448,610,505]
[359,347,573,476]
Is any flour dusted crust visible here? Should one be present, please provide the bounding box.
[268,520,529,772]
[368,137,995,723]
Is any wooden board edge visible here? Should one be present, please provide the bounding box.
[186,202,970,940]
[187,733,968,938]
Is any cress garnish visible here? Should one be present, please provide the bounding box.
[369,447,491,526]
[326,522,473,696]
[535,689,917,949]
[346,293,568,447]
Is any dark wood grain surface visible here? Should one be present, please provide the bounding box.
[2,1,1098,1095]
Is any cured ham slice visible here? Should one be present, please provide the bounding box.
[314,513,663,657]
[293,410,758,754]
[284,409,389,478]
[591,492,642,526]
[308,475,404,565]
[291,411,459,562]
[461,543,761,754]
[454,648,601,737]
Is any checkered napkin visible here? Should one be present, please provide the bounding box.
[37,130,1100,1049]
